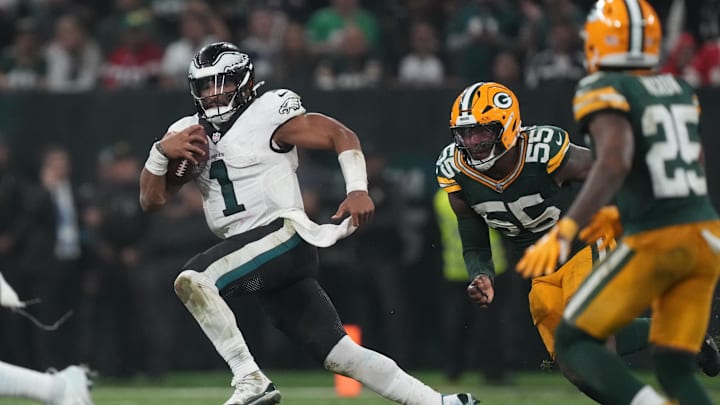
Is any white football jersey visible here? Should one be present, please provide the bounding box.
[167,89,307,239]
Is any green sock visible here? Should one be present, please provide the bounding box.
[614,318,651,356]
[555,320,645,404]
[655,350,713,405]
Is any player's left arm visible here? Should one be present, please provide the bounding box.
[447,191,495,308]
[273,113,373,226]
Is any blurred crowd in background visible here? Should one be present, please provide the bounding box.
[2,0,720,384]
[1,136,509,380]
[0,129,540,383]
[0,0,719,92]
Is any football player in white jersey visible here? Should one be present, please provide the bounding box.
[0,273,93,405]
[139,42,478,405]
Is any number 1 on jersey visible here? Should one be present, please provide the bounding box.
[209,160,246,216]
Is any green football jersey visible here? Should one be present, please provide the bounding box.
[573,72,717,235]
[436,125,580,252]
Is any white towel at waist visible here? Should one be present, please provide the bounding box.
[271,208,357,248]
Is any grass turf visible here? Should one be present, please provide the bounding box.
[3,370,720,404]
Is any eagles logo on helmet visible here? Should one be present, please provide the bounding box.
[188,42,262,125]
[449,82,522,172]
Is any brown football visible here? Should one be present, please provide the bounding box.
[166,140,210,185]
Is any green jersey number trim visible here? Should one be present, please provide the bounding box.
[209,160,246,216]
[643,104,706,198]
[472,193,561,237]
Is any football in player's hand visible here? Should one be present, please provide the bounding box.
[166,139,209,185]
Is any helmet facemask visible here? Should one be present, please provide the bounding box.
[452,121,512,172]
[190,66,253,125]
[188,43,259,126]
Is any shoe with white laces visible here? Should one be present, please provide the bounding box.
[48,365,93,405]
[224,370,281,405]
[442,393,479,405]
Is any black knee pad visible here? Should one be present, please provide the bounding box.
[259,278,346,363]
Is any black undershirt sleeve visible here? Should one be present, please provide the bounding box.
[456,212,495,283]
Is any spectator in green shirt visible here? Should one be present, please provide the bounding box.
[306,0,380,56]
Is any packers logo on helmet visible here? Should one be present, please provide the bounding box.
[449,82,521,171]
[584,0,662,73]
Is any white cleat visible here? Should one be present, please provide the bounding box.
[224,370,281,405]
[48,365,94,405]
[442,393,479,405]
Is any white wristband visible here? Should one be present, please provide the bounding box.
[338,149,368,194]
[144,141,169,176]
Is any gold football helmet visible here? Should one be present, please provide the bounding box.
[449,82,521,171]
[584,0,662,73]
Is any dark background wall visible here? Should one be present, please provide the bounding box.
[3,82,718,207]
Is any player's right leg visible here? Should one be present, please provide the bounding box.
[529,265,570,359]
[649,221,720,405]
[539,242,669,403]
[530,245,608,401]
[0,361,93,404]
[174,219,301,405]
[555,225,719,405]
[174,270,279,405]
[324,334,478,405]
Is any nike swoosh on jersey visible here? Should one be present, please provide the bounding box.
[277,90,288,97]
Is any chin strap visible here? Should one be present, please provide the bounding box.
[461,134,519,172]
[252,80,265,93]
[467,145,513,172]
[204,81,266,125]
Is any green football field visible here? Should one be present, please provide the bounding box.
[3,370,720,405]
